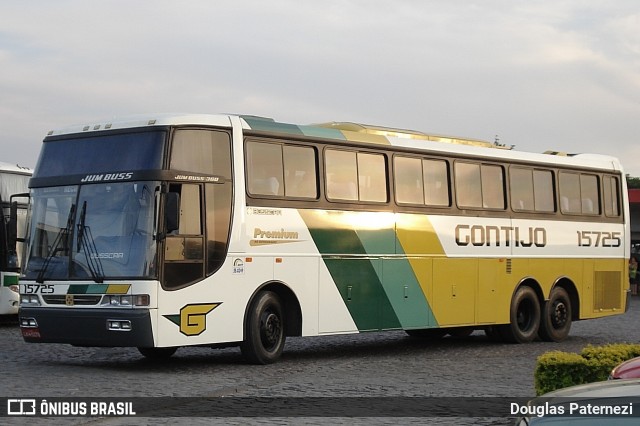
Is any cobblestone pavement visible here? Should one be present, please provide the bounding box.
[2,296,639,426]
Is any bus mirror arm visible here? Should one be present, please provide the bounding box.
[8,192,30,252]
[165,192,180,234]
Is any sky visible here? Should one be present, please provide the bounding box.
[2,1,640,176]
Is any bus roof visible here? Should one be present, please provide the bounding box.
[44,113,624,174]
[0,162,32,176]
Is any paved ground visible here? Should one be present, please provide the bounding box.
[1,296,639,425]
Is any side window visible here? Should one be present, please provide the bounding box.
[603,175,620,217]
[559,171,600,215]
[171,129,231,177]
[358,152,387,202]
[423,159,450,206]
[394,156,424,204]
[246,141,284,196]
[326,149,387,202]
[455,162,482,208]
[510,167,555,212]
[533,170,555,212]
[325,150,358,201]
[394,156,449,206]
[580,174,600,215]
[283,145,318,198]
[205,183,232,275]
[510,167,535,211]
[246,141,318,199]
[456,162,504,209]
[559,172,581,213]
[482,164,505,209]
[164,183,204,289]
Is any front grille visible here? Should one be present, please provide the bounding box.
[43,295,102,306]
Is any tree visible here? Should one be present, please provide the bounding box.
[627,175,640,189]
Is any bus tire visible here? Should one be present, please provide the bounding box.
[241,291,286,364]
[499,286,540,343]
[538,287,572,342]
[138,347,177,359]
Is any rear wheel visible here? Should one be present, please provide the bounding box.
[241,291,286,364]
[499,286,540,343]
[538,287,572,342]
[138,347,177,359]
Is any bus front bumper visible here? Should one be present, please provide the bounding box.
[19,307,154,347]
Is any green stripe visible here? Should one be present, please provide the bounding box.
[301,210,438,331]
[242,116,304,135]
[67,284,108,294]
[3,274,19,286]
[300,211,402,330]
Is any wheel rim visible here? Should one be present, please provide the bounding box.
[517,299,534,331]
[550,300,568,329]
[259,309,282,351]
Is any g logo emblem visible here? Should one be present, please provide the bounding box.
[164,303,221,336]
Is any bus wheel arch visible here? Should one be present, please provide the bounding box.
[539,279,576,342]
[499,281,542,343]
[241,281,302,364]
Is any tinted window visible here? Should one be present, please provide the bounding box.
[283,145,317,198]
[456,162,504,209]
[603,176,620,217]
[326,149,387,202]
[35,131,165,178]
[510,167,555,212]
[560,171,600,215]
[394,156,449,206]
[171,129,232,177]
[246,141,318,198]
[326,150,358,201]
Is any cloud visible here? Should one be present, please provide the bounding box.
[0,1,639,176]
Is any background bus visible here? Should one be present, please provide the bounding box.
[18,114,628,363]
[0,162,31,316]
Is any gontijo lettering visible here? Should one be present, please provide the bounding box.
[455,225,547,247]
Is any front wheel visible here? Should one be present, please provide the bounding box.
[241,291,286,364]
[499,286,540,343]
[538,287,572,342]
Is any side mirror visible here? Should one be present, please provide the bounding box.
[165,192,180,234]
[8,192,30,271]
[8,201,18,251]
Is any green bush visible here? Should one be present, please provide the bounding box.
[534,343,640,395]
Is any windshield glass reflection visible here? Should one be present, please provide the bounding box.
[24,182,159,281]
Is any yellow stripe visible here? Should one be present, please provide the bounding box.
[106,284,131,294]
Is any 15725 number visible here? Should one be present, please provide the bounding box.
[21,284,54,294]
[577,231,621,247]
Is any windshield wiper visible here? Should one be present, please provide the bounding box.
[76,201,104,283]
[36,204,75,284]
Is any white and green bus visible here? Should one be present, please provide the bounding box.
[0,162,31,316]
[18,114,629,363]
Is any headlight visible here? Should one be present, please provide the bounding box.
[101,294,149,307]
[20,294,41,306]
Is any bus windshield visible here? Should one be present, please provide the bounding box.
[24,181,159,282]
